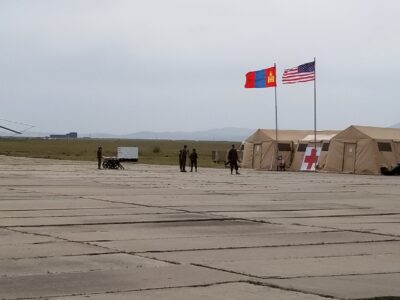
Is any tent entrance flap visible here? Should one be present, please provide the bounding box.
[343,143,357,173]
[253,144,262,169]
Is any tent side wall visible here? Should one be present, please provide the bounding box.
[354,139,380,175]
[259,141,294,171]
[352,139,397,175]
[243,140,292,170]
[395,141,400,163]
[242,142,254,168]
[242,141,276,170]
[324,139,380,175]
[318,142,331,170]
[260,141,276,170]
[323,140,346,173]
[277,141,294,170]
[290,142,307,171]
[375,140,399,170]
[242,129,273,169]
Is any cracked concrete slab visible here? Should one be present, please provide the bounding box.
[54,282,333,300]
[142,241,400,265]
[0,212,229,227]
[315,222,400,237]
[0,198,131,211]
[210,208,400,219]
[267,215,400,227]
[15,221,335,242]
[0,265,244,299]
[266,273,400,299]
[162,204,369,212]
[201,253,400,278]
[0,241,111,260]
[0,228,57,245]
[90,194,368,207]
[89,230,396,253]
[0,253,168,277]
[1,155,400,299]
[0,207,178,218]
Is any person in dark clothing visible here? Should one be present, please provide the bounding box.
[189,148,198,172]
[227,144,240,175]
[97,146,103,169]
[179,145,188,172]
[179,150,183,171]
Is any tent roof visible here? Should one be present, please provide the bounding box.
[245,129,337,143]
[271,130,315,141]
[334,125,400,140]
[245,129,274,143]
[302,132,338,142]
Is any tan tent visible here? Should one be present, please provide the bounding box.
[290,132,339,171]
[242,129,315,170]
[323,125,400,175]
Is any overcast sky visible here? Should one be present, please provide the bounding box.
[1,0,399,134]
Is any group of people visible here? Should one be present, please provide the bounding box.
[96,144,241,174]
[179,144,240,175]
[179,145,198,172]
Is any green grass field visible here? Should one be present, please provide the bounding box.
[0,138,238,168]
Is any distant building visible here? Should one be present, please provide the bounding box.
[49,132,78,139]
[67,132,78,138]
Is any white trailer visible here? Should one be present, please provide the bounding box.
[117,147,139,162]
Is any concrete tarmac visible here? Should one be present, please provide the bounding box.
[1,155,400,299]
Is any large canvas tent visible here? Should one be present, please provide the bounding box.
[323,125,400,175]
[242,129,315,170]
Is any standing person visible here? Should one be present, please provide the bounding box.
[227,144,240,175]
[189,148,198,172]
[178,150,183,171]
[97,146,103,169]
[180,145,188,172]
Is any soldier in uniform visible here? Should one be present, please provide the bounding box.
[180,145,188,172]
[227,144,240,175]
[189,148,198,172]
[178,150,183,171]
[97,146,103,169]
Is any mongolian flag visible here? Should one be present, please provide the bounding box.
[245,66,276,88]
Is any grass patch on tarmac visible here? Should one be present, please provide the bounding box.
[0,138,237,168]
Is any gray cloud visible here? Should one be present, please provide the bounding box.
[1,0,399,134]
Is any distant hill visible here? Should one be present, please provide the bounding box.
[15,127,255,142]
[120,127,254,141]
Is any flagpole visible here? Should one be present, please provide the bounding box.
[314,57,317,172]
[274,63,279,171]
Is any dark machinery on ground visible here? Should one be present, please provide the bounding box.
[102,157,125,170]
[381,164,400,176]
[101,147,138,170]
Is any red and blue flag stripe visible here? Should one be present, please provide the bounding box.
[245,66,276,88]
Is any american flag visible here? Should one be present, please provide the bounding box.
[282,61,315,84]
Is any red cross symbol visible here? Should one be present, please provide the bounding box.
[304,148,319,170]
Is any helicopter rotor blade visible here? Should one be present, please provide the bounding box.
[0,125,22,134]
